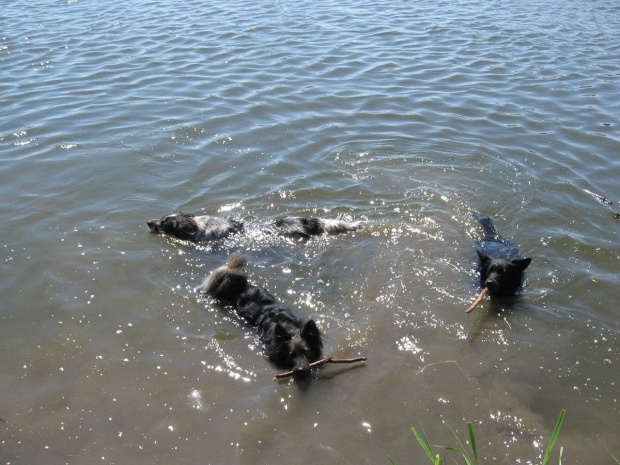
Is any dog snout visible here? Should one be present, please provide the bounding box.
[292,361,311,377]
[147,219,161,232]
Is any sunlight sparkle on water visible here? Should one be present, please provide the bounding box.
[188,389,203,410]
[219,202,242,212]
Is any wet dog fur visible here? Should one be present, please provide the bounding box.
[147,213,243,242]
[474,213,532,297]
[147,212,362,242]
[197,254,322,377]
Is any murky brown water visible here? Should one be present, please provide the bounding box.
[1,0,619,463]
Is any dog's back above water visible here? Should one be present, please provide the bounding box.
[147,212,363,243]
[197,253,323,377]
[474,213,532,297]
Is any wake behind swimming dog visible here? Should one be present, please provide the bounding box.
[147,212,363,243]
[466,213,532,312]
[197,254,323,377]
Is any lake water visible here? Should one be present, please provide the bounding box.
[1,0,619,463]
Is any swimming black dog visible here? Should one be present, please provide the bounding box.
[147,212,362,242]
[474,213,532,296]
[197,254,323,377]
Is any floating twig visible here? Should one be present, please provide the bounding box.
[416,360,468,378]
[274,356,367,380]
[583,189,620,218]
[465,287,489,313]
[0,418,5,423]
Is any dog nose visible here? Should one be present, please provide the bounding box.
[293,363,311,377]
[485,279,497,290]
[147,219,159,230]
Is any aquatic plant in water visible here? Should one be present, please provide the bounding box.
[388,409,567,465]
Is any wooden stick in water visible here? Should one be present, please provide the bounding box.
[583,189,620,218]
[274,356,367,380]
[465,287,489,313]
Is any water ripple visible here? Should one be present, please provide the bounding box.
[1,0,619,463]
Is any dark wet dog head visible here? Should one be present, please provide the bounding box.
[147,212,198,241]
[477,251,532,296]
[270,320,323,377]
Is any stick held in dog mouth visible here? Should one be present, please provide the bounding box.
[465,287,489,313]
[273,356,367,380]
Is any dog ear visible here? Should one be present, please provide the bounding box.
[512,257,532,270]
[300,320,320,340]
[274,324,291,343]
[476,250,491,265]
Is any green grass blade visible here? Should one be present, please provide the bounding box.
[606,446,620,465]
[542,409,566,465]
[387,455,398,465]
[445,423,474,465]
[412,427,438,463]
[434,445,473,465]
[467,422,479,464]
[435,445,463,453]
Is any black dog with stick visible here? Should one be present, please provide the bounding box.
[466,213,532,313]
[197,254,323,377]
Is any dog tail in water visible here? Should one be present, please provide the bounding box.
[473,213,500,238]
[197,253,248,302]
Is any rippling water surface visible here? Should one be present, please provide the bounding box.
[1,0,619,463]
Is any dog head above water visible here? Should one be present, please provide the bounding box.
[147,213,200,241]
[477,250,532,296]
[267,320,323,377]
[147,212,243,242]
